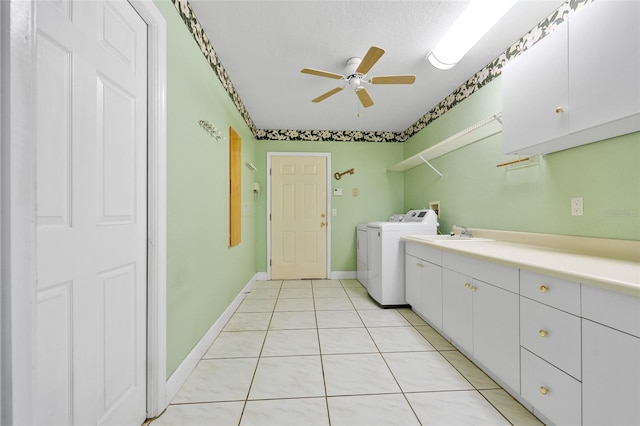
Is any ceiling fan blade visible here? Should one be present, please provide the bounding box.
[369,75,416,85]
[355,46,385,75]
[312,87,343,103]
[301,68,343,80]
[355,88,374,108]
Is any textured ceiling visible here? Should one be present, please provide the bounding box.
[188,0,565,135]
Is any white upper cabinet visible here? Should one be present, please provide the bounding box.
[568,1,640,134]
[502,19,569,153]
[502,1,640,155]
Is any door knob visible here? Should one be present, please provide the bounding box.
[320,222,326,228]
[320,213,326,218]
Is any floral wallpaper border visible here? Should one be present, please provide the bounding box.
[172,0,592,143]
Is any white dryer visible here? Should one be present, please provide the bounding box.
[367,209,438,306]
[356,224,368,288]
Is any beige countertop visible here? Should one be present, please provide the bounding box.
[402,234,640,297]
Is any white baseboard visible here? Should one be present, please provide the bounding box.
[330,271,357,279]
[255,271,357,280]
[165,273,257,402]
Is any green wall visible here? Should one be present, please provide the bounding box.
[253,141,404,272]
[157,0,257,377]
[403,77,640,240]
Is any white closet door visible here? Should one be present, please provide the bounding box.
[35,1,148,424]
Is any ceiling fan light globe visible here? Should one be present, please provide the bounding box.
[349,75,363,89]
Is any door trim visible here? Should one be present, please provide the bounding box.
[266,152,331,280]
[1,0,168,422]
[129,0,168,418]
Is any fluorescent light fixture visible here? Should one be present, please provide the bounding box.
[427,0,517,70]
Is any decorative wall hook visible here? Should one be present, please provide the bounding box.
[198,120,225,142]
[334,168,355,180]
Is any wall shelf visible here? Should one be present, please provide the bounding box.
[387,113,503,173]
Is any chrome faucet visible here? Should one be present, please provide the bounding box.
[452,225,473,238]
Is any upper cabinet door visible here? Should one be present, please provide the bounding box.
[568,0,640,134]
[501,21,569,155]
[502,1,640,155]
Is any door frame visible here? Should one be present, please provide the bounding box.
[0,1,168,423]
[266,152,332,280]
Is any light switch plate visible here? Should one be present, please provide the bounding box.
[333,188,342,196]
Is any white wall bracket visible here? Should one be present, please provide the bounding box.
[419,155,443,177]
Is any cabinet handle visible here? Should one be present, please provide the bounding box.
[555,106,564,114]
[539,329,548,337]
[416,263,424,268]
[471,286,477,292]
[539,285,548,293]
[539,386,549,395]
[464,282,471,289]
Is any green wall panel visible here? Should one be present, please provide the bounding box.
[156,0,257,377]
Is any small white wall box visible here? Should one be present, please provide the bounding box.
[333,188,343,196]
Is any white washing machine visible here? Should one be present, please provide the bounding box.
[357,213,405,288]
[367,209,438,306]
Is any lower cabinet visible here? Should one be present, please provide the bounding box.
[403,242,639,425]
[405,254,423,312]
[582,319,640,426]
[442,269,473,351]
[472,279,519,392]
[442,266,520,392]
[405,243,443,330]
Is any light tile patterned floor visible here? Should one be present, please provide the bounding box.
[149,279,543,426]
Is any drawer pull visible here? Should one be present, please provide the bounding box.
[416,263,424,268]
[539,285,549,293]
[471,286,477,292]
[538,329,548,337]
[540,386,549,395]
[464,283,471,289]
[555,106,564,114]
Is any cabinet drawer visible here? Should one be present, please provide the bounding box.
[582,285,640,338]
[520,270,580,315]
[520,297,581,380]
[521,348,581,426]
[443,252,518,293]
[405,242,441,265]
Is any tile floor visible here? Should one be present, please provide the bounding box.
[149,279,543,426]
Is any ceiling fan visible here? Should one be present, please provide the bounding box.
[301,46,416,108]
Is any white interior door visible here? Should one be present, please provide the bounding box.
[35,1,147,424]
[270,155,328,279]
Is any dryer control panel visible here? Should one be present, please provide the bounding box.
[403,209,438,224]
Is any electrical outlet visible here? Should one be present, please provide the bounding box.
[571,197,584,216]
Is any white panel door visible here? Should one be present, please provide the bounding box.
[271,155,327,279]
[35,1,147,424]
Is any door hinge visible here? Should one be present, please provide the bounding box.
[269,213,271,221]
[269,259,272,266]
